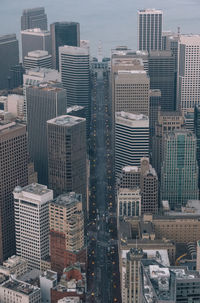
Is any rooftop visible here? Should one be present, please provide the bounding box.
[2,279,39,296]
[0,121,25,134]
[21,28,50,35]
[67,105,85,113]
[51,192,82,207]
[47,115,85,127]
[3,255,27,268]
[116,111,149,121]
[40,270,57,281]
[122,166,139,173]
[26,50,50,58]
[138,8,163,14]
[59,45,89,56]
[58,298,80,303]
[14,183,51,196]
[170,267,200,280]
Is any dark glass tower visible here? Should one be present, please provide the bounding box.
[194,105,200,190]
[50,22,80,70]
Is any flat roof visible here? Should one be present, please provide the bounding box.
[116,111,148,121]
[47,115,85,126]
[14,183,51,196]
[51,192,82,207]
[2,279,39,295]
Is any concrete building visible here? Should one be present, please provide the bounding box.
[13,184,53,270]
[40,270,57,303]
[0,121,28,262]
[152,110,185,178]
[117,188,141,218]
[23,67,61,120]
[47,115,87,212]
[115,112,149,175]
[117,166,141,189]
[9,63,25,89]
[148,51,175,111]
[140,259,176,303]
[0,278,41,303]
[21,28,51,62]
[161,130,199,209]
[24,50,52,70]
[0,34,19,90]
[196,241,200,271]
[138,9,163,52]
[59,45,91,133]
[7,94,24,120]
[26,82,66,185]
[178,35,200,112]
[113,69,150,116]
[51,22,80,70]
[0,255,27,278]
[21,7,47,31]
[49,192,86,275]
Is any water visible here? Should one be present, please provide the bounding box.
[1,0,200,56]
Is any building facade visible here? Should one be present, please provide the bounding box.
[50,22,80,70]
[24,50,52,70]
[138,9,163,52]
[21,7,47,31]
[161,130,199,209]
[117,188,141,218]
[13,184,53,270]
[47,115,87,213]
[0,122,28,262]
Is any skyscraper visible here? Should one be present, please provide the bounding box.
[21,28,51,62]
[0,34,19,90]
[115,112,149,175]
[59,46,91,132]
[161,129,199,209]
[13,184,53,270]
[49,192,86,275]
[0,121,28,262]
[148,51,175,111]
[24,50,52,70]
[26,82,66,185]
[149,89,161,155]
[51,22,80,70]
[21,7,47,31]
[178,35,200,112]
[194,105,200,189]
[47,115,87,213]
[138,9,163,52]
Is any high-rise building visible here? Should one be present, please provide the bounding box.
[113,70,150,116]
[49,192,86,275]
[152,110,185,178]
[0,121,28,262]
[50,22,80,70]
[23,68,61,121]
[59,46,91,132]
[149,89,161,155]
[117,188,141,218]
[0,34,19,90]
[21,7,47,31]
[21,28,51,62]
[13,183,53,270]
[148,51,175,111]
[194,105,200,189]
[117,166,141,189]
[123,248,145,303]
[115,112,149,175]
[140,158,158,214]
[178,35,200,112]
[47,115,87,213]
[26,82,66,185]
[161,129,199,209]
[24,50,52,70]
[138,9,163,52]
[8,63,25,89]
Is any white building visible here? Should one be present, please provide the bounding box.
[138,9,163,52]
[115,111,149,175]
[40,270,57,303]
[117,188,141,218]
[0,278,41,303]
[24,50,52,70]
[58,298,81,303]
[178,35,200,112]
[0,255,27,278]
[13,184,53,270]
[7,94,24,119]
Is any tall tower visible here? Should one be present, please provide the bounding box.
[24,50,52,70]
[115,112,149,175]
[0,121,28,262]
[21,28,51,62]
[51,22,80,70]
[194,105,200,189]
[21,7,47,31]
[26,82,66,185]
[49,192,86,275]
[138,9,163,52]
[59,45,91,133]
[161,130,199,209]
[148,51,175,111]
[13,184,53,270]
[0,34,19,90]
[47,115,87,213]
[178,35,200,112]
